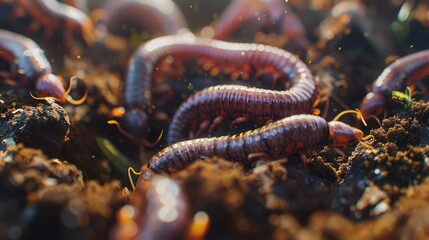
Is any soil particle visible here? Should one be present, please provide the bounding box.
[62,125,112,182]
[335,101,429,220]
[174,158,275,239]
[0,144,126,240]
[0,89,70,157]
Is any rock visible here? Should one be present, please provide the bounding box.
[0,89,70,157]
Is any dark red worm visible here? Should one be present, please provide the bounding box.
[209,0,308,48]
[112,176,191,240]
[123,33,316,140]
[103,0,189,38]
[141,115,364,179]
[60,0,88,12]
[0,29,67,101]
[11,0,94,45]
[359,49,429,118]
[167,81,315,144]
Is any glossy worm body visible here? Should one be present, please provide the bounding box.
[141,115,363,180]
[103,0,189,38]
[359,49,429,118]
[0,29,66,101]
[123,33,316,140]
[12,0,94,45]
[61,0,88,12]
[167,81,316,144]
[210,0,308,49]
[211,0,305,39]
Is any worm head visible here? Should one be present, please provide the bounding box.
[359,92,386,119]
[34,73,66,102]
[328,121,363,147]
[123,108,149,139]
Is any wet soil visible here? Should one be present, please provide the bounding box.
[1,99,429,239]
[1,0,429,240]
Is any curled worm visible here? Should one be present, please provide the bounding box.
[167,81,315,144]
[208,0,308,49]
[60,0,88,12]
[141,115,363,179]
[103,0,189,38]
[205,0,310,53]
[359,49,429,118]
[0,29,66,101]
[11,0,94,45]
[123,33,316,141]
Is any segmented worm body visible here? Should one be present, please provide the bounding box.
[167,81,315,144]
[103,0,189,38]
[0,29,66,100]
[141,115,363,179]
[210,0,308,48]
[359,49,429,118]
[123,33,316,140]
[11,0,94,45]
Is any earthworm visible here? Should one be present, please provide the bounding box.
[112,176,191,240]
[167,81,316,144]
[60,0,88,12]
[141,115,364,179]
[359,49,429,118]
[122,33,316,140]
[11,0,94,45]
[103,0,189,38]
[209,0,308,48]
[0,29,66,101]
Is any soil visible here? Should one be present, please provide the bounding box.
[1,0,429,240]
